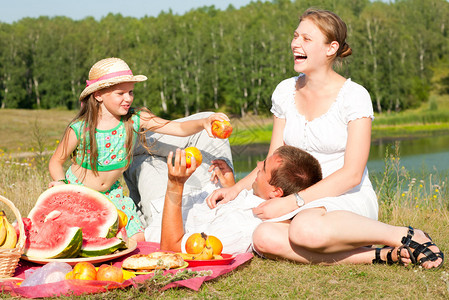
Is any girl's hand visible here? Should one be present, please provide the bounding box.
[167,148,198,186]
[203,113,230,137]
[48,181,66,188]
[252,195,297,221]
[209,159,235,188]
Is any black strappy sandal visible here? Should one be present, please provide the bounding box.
[397,226,444,269]
[372,246,396,265]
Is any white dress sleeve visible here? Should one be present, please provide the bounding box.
[340,80,375,124]
[270,77,296,119]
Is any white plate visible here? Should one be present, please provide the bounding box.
[21,239,137,266]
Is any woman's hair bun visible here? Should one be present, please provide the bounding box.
[339,42,352,58]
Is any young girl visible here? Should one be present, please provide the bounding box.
[49,57,229,242]
[206,9,443,269]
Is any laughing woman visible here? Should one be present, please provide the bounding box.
[207,8,443,269]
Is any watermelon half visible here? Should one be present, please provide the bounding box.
[24,184,120,259]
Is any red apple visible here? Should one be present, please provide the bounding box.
[211,120,233,139]
[96,264,124,283]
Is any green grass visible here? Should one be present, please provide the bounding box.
[1,108,449,298]
[0,109,76,153]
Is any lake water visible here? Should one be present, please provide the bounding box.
[231,133,449,180]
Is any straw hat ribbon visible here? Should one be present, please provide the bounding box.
[79,57,147,101]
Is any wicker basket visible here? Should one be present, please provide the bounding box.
[0,195,25,278]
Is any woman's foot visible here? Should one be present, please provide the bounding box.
[372,246,397,265]
[397,226,444,269]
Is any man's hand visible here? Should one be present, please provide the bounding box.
[161,148,197,252]
[167,148,198,186]
[205,186,240,209]
[209,159,235,188]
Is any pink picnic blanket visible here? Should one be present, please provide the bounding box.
[0,242,253,298]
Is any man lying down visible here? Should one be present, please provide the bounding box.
[157,145,323,255]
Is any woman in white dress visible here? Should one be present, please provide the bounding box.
[206,8,443,269]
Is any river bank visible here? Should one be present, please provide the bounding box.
[1,108,448,152]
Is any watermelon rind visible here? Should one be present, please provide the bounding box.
[24,227,83,259]
[79,237,125,257]
[106,217,119,238]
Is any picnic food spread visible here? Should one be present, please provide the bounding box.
[0,175,252,298]
[22,185,128,259]
[122,252,185,271]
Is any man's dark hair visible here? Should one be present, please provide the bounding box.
[269,146,322,196]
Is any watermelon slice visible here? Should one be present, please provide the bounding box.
[116,227,129,248]
[80,237,125,257]
[23,220,83,259]
[23,184,120,259]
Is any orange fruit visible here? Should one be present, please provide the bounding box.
[117,209,128,230]
[67,262,97,280]
[185,233,207,254]
[185,232,223,255]
[185,147,202,168]
[206,235,223,255]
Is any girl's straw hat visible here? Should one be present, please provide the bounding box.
[79,57,147,101]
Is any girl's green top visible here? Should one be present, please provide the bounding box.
[70,113,140,171]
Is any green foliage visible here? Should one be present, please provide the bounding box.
[0,0,449,115]
[441,74,449,94]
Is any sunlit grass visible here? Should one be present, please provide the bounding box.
[0,109,75,152]
[1,109,449,298]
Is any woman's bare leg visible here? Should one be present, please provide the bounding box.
[253,221,390,265]
[252,208,443,269]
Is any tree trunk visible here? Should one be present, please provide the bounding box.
[33,77,41,108]
[366,19,382,113]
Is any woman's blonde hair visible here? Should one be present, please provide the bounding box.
[300,8,352,60]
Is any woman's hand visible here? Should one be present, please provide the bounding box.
[203,113,230,137]
[252,194,297,221]
[209,159,235,188]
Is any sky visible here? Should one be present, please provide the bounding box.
[0,0,260,24]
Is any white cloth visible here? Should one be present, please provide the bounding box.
[270,75,378,220]
[177,189,295,255]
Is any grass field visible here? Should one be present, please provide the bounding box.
[0,108,449,299]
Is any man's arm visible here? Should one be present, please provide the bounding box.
[160,149,198,252]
